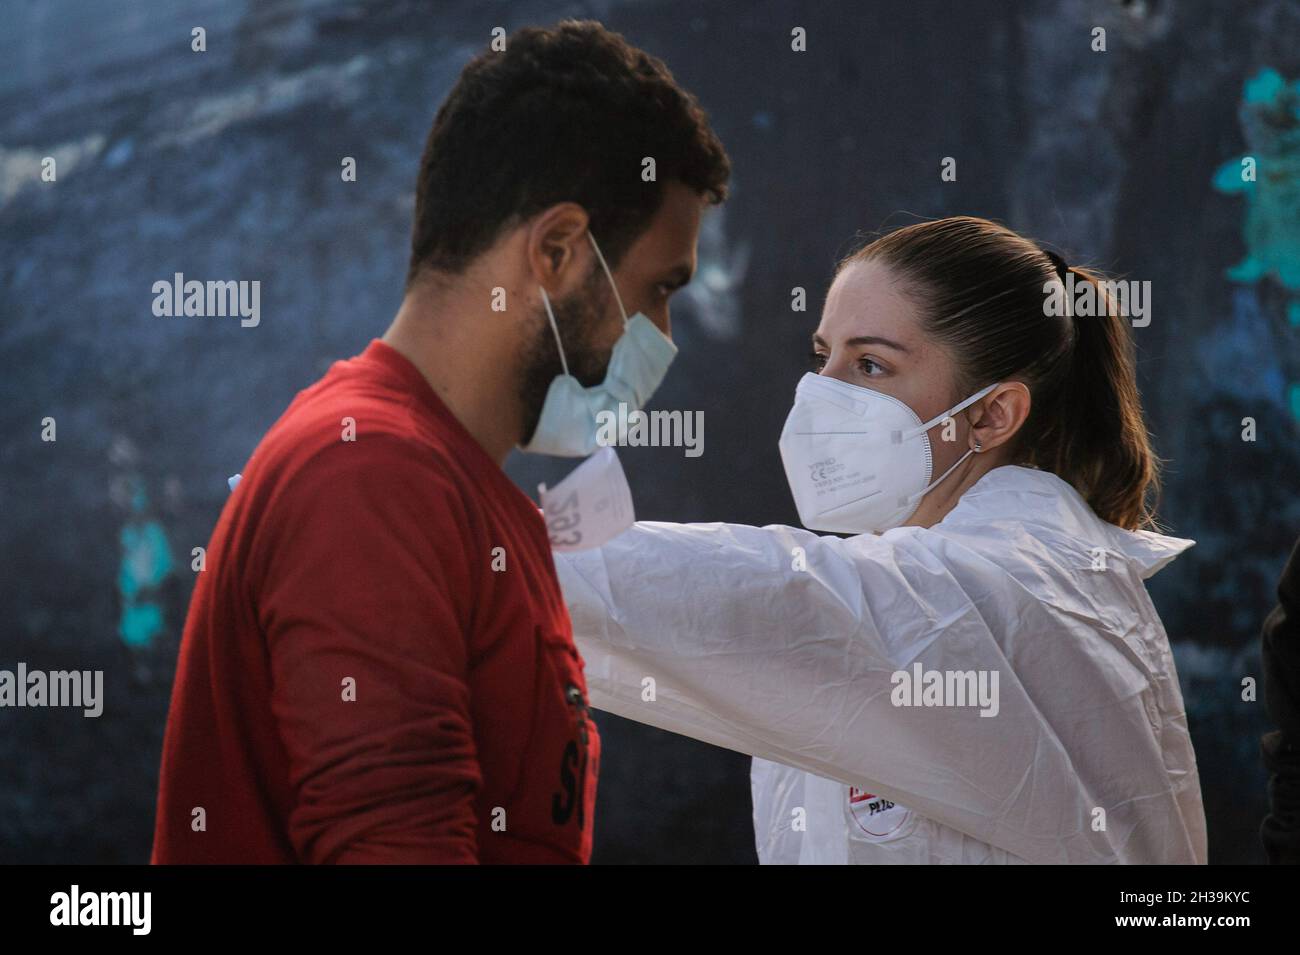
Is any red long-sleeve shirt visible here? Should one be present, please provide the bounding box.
[151,339,600,863]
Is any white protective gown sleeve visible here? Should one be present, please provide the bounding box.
[554,464,1207,864]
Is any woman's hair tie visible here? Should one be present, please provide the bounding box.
[1041,247,1070,281]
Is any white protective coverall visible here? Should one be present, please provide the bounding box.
[554,464,1208,864]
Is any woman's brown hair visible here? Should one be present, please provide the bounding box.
[842,215,1162,531]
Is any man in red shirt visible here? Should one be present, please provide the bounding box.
[151,20,730,864]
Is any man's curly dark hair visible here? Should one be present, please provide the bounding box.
[406,20,731,289]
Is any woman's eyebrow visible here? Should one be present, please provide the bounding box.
[811,333,911,353]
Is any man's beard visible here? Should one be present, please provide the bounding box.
[517,266,614,448]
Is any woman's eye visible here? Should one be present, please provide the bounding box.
[859,356,885,376]
[808,351,828,370]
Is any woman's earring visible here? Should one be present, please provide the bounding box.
[973,439,983,453]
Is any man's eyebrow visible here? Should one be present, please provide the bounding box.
[811,333,911,353]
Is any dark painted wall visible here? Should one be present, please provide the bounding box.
[2,0,1298,863]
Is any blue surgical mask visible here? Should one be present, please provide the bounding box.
[519,231,678,457]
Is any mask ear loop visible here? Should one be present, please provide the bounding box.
[538,286,571,379]
[905,381,1001,440]
[902,445,979,506]
[897,382,999,507]
[587,231,630,328]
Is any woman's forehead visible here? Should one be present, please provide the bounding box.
[819,259,922,344]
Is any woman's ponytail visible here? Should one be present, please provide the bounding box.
[1043,266,1162,531]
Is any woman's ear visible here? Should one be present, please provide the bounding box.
[969,381,1031,453]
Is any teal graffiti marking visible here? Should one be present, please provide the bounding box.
[116,486,175,646]
[1213,68,1300,289]
[1213,67,1300,421]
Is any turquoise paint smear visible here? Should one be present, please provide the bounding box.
[115,488,175,647]
[1213,67,1300,421]
[1245,67,1288,105]
[118,602,165,648]
[117,520,174,600]
[1213,68,1300,291]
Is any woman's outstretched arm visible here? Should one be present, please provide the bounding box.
[555,519,1114,864]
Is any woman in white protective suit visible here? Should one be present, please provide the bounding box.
[554,215,1208,864]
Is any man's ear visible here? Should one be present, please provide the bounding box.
[527,202,591,294]
[969,381,1031,452]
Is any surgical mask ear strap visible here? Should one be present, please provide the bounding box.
[587,231,630,327]
[538,286,571,378]
[903,381,1000,440]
